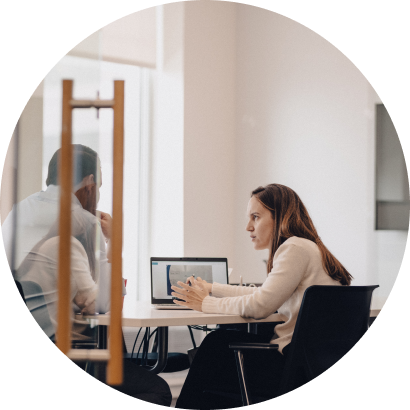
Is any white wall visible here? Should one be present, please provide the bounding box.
[150,1,238,268]
[234,5,369,282]
[150,2,407,309]
[232,5,407,306]
[0,93,43,224]
[101,7,157,67]
[68,7,157,68]
[149,3,185,264]
[17,96,44,201]
[183,1,237,262]
[4,2,404,309]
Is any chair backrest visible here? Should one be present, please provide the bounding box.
[279,285,378,395]
[19,280,55,339]
[15,279,25,302]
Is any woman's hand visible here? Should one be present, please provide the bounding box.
[186,276,212,293]
[106,239,112,263]
[171,277,210,311]
[81,300,96,315]
[74,288,97,315]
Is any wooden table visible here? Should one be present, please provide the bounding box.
[85,302,381,374]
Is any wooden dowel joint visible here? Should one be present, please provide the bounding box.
[70,99,115,109]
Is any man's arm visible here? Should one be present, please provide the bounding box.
[97,211,112,241]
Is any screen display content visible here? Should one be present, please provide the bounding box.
[151,258,228,302]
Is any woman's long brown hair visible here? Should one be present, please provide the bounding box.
[252,184,353,286]
[74,183,97,277]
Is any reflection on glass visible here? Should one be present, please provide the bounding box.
[2,52,151,344]
[2,54,104,343]
[6,145,110,342]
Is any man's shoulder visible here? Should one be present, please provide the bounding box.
[7,190,55,219]
[17,190,44,205]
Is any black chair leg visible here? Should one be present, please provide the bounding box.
[233,349,252,406]
[151,329,158,353]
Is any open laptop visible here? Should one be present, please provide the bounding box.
[151,257,229,309]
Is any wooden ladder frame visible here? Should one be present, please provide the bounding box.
[57,79,124,385]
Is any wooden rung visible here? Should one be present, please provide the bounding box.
[70,99,115,109]
[67,349,111,362]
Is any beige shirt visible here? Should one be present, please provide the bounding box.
[202,236,341,353]
[2,185,115,312]
[19,236,98,338]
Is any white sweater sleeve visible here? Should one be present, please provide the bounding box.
[70,238,98,310]
[202,241,309,319]
[211,283,258,298]
[94,229,111,313]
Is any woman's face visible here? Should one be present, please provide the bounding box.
[246,196,274,250]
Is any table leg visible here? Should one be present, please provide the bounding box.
[97,325,168,374]
[143,326,169,375]
[98,325,108,349]
[90,325,108,380]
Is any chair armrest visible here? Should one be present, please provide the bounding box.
[229,343,279,350]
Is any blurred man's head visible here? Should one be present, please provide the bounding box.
[46,144,101,214]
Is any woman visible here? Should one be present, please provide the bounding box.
[172,184,352,409]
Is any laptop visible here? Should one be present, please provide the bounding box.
[151,257,229,309]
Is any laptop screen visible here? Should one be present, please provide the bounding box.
[151,257,228,304]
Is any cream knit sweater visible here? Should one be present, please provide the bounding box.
[202,236,341,353]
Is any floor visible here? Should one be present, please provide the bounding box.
[122,326,204,407]
[160,369,189,407]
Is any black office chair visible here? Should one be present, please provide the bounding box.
[18,280,56,339]
[16,279,97,348]
[203,285,379,407]
[15,279,25,302]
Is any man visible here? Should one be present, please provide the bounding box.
[3,144,112,312]
[2,144,172,406]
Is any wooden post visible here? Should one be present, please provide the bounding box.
[57,79,124,383]
[107,80,124,385]
[56,80,73,354]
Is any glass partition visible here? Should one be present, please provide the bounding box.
[3,39,105,346]
[2,35,152,348]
